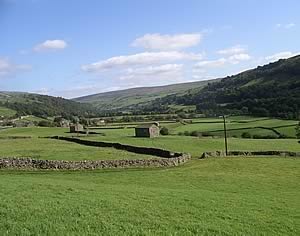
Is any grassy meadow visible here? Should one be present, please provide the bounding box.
[0,116,299,235]
[168,116,298,138]
[0,138,158,160]
[0,116,299,159]
[0,158,299,235]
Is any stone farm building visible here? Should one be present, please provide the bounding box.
[135,123,160,138]
[70,123,84,133]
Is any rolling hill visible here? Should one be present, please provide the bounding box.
[73,80,218,111]
[0,91,98,118]
[1,55,299,119]
[74,55,300,119]
[142,55,300,118]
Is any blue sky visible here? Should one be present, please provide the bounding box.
[0,0,299,98]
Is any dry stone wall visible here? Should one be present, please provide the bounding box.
[200,150,300,158]
[0,154,191,170]
[0,136,191,170]
[50,136,181,158]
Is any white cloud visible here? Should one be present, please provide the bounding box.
[194,58,226,68]
[265,51,299,62]
[276,23,296,29]
[0,57,31,78]
[82,51,202,72]
[192,75,216,81]
[31,87,50,95]
[286,23,296,29]
[34,39,67,52]
[217,45,247,55]
[131,33,202,50]
[125,64,182,77]
[194,53,250,69]
[119,64,184,85]
[228,53,251,64]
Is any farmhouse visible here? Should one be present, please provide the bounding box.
[135,123,160,138]
[70,123,84,133]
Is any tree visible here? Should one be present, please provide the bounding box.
[38,120,54,127]
[160,127,169,135]
[241,132,252,139]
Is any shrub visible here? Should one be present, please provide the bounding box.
[38,120,54,127]
[241,132,252,138]
[201,132,213,137]
[160,127,169,135]
[190,130,201,137]
[253,134,277,139]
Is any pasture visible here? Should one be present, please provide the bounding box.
[0,115,299,159]
[0,158,299,235]
[0,116,299,235]
[0,138,158,160]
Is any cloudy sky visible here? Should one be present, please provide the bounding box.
[0,0,299,98]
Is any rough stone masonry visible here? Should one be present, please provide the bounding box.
[0,154,191,170]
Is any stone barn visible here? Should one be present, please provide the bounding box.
[70,123,84,133]
[135,123,160,138]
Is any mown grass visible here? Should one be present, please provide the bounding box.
[0,158,299,235]
[0,138,158,160]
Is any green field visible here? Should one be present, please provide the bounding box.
[167,116,298,138]
[1,125,299,158]
[0,138,158,160]
[0,127,69,137]
[0,158,299,235]
[0,117,299,235]
[0,106,16,117]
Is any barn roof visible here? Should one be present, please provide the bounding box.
[135,123,159,129]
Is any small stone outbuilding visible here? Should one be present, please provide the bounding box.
[70,123,84,133]
[135,123,160,138]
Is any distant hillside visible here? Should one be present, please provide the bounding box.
[73,80,217,111]
[2,55,299,119]
[0,92,98,118]
[144,55,300,119]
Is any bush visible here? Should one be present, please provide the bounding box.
[190,131,202,137]
[241,132,252,138]
[160,127,169,135]
[38,120,54,127]
[253,134,277,139]
[201,132,213,137]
